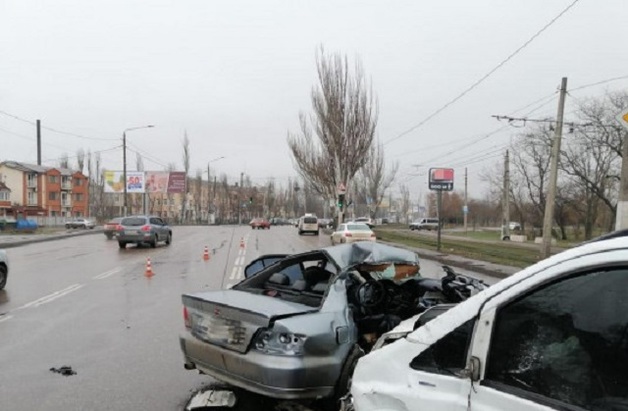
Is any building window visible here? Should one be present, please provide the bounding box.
[49,192,59,201]
[74,178,84,187]
[51,211,58,217]
[27,173,37,187]
[73,193,84,202]
[27,192,37,205]
[48,175,58,184]
[0,191,9,201]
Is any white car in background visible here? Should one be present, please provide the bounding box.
[0,249,8,290]
[330,223,376,245]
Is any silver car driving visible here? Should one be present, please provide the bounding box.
[117,215,172,249]
[179,242,434,405]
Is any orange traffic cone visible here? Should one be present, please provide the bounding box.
[240,238,245,249]
[203,246,210,261]
[145,257,154,278]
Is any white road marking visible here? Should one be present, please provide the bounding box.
[20,284,84,309]
[229,266,238,280]
[93,267,122,280]
[225,283,233,289]
[0,315,13,323]
[236,267,243,279]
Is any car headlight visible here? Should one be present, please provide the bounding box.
[252,328,307,356]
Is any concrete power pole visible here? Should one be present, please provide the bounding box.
[464,167,468,235]
[36,120,42,166]
[502,150,510,240]
[615,111,628,229]
[541,77,568,259]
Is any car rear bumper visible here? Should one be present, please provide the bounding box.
[179,332,336,400]
[346,238,376,243]
[117,233,155,243]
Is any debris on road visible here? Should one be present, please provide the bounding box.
[49,366,76,376]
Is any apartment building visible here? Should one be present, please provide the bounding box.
[0,161,89,218]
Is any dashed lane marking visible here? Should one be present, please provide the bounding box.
[19,284,85,309]
[0,315,13,323]
[93,267,122,280]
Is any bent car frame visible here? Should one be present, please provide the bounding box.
[179,242,468,405]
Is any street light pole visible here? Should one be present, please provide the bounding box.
[204,156,225,224]
[122,125,154,216]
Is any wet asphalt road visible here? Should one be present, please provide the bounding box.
[0,226,492,411]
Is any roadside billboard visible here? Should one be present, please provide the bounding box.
[105,171,185,194]
[428,167,454,191]
[145,171,170,193]
[167,171,186,194]
[104,171,146,194]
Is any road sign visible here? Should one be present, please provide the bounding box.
[463,205,469,214]
[429,167,454,191]
[616,109,628,131]
[337,182,346,194]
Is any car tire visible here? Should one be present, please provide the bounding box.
[315,230,319,236]
[65,224,71,229]
[118,241,127,249]
[150,236,157,248]
[0,264,7,290]
[319,345,364,411]
[105,233,113,240]
[165,233,172,246]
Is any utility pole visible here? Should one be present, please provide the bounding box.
[541,77,568,259]
[464,167,468,235]
[502,150,510,240]
[123,131,128,217]
[615,110,628,230]
[238,172,243,225]
[207,163,211,224]
[36,120,42,166]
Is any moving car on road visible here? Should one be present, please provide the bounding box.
[298,214,319,235]
[331,223,376,245]
[117,215,172,249]
[65,218,95,229]
[348,231,628,411]
[250,218,271,230]
[103,217,123,240]
[179,242,483,408]
[409,217,439,231]
[353,217,374,228]
[0,249,8,290]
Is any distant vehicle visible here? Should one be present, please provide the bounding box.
[0,249,8,290]
[318,218,332,229]
[409,218,440,231]
[353,217,375,228]
[509,221,522,231]
[103,217,123,240]
[65,218,95,229]
[298,215,319,235]
[117,215,172,249]
[250,218,271,230]
[330,222,376,245]
[270,218,290,226]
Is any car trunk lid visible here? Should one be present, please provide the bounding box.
[182,290,317,353]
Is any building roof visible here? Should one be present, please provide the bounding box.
[0,161,77,176]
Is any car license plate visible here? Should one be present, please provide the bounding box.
[125,230,138,235]
[186,389,236,409]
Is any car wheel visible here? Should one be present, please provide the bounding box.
[118,241,127,249]
[315,230,319,236]
[105,233,113,240]
[165,233,172,246]
[298,230,303,235]
[319,345,364,411]
[65,224,71,229]
[0,264,7,290]
[81,224,86,229]
[150,236,157,248]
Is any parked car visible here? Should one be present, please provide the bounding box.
[330,223,376,245]
[508,221,522,231]
[250,218,271,230]
[298,214,319,235]
[65,218,95,229]
[117,215,172,249]
[179,243,484,409]
[103,217,123,240]
[353,217,374,228]
[409,217,440,231]
[0,249,8,290]
[348,231,628,411]
[318,218,333,229]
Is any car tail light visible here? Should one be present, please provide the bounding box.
[183,307,191,329]
[345,233,353,237]
[141,225,151,232]
[117,225,124,231]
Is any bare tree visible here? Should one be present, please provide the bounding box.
[59,153,69,169]
[76,148,85,173]
[356,142,398,219]
[399,185,411,225]
[181,131,190,223]
[288,47,378,223]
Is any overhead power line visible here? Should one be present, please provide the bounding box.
[384,0,580,147]
[0,109,118,142]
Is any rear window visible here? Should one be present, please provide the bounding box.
[121,217,147,226]
[303,217,317,224]
[347,224,370,231]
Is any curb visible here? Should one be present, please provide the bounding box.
[0,229,105,249]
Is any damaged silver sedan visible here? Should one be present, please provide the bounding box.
[179,242,482,406]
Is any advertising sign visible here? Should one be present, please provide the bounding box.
[428,168,454,191]
[167,171,186,194]
[104,171,125,193]
[145,172,170,193]
[125,172,145,193]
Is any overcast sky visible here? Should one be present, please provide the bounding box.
[1,0,627,199]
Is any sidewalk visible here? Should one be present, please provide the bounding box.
[0,228,104,249]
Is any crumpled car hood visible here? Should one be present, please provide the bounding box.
[322,242,420,270]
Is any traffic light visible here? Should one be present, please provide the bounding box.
[337,194,345,210]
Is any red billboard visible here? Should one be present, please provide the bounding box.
[429,168,454,191]
[166,172,186,194]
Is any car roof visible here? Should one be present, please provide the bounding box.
[321,242,419,270]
